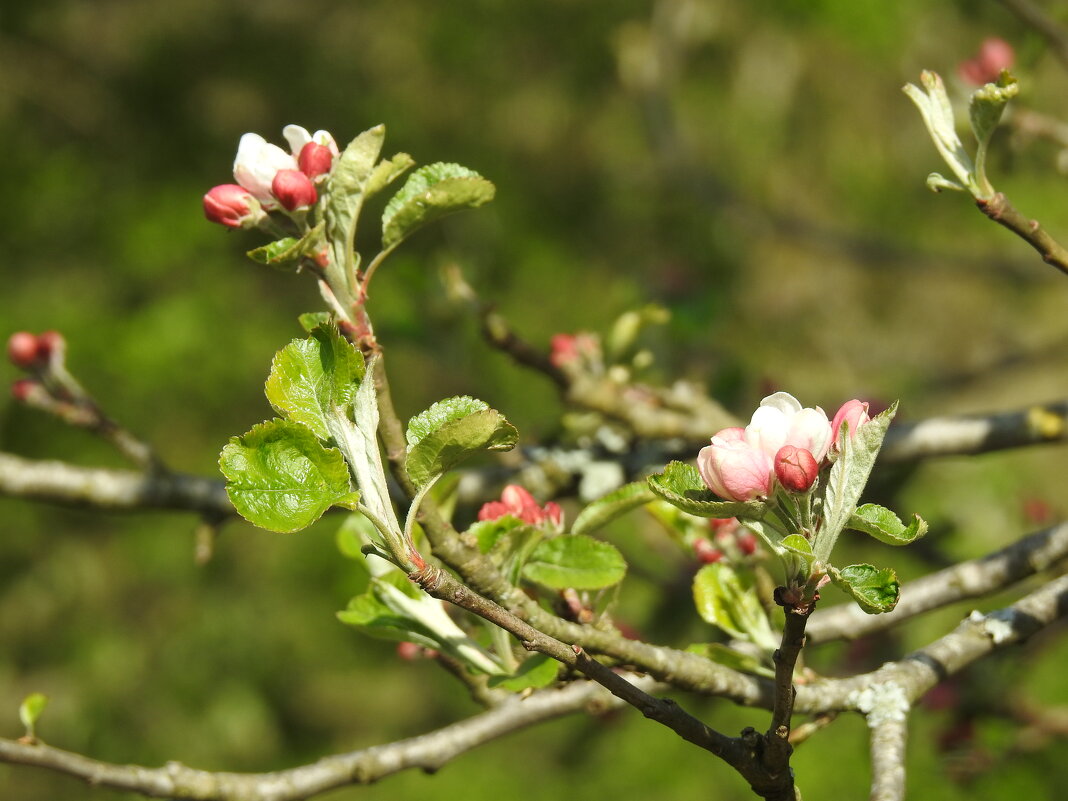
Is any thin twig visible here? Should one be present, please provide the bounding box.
[975,192,1068,277]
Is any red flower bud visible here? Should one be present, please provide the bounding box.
[693,538,724,564]
[11,378,42,402]
[271,169,318,211]
[35,330,65,361]
[203,184,257,228]
[7,332,39,368]
[736,531,758,556]
[774,445,818,493]
[298,142,335,180]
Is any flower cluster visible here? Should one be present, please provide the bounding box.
[478,484,563,529]
[698,392,869,501]
[203,125,339,228]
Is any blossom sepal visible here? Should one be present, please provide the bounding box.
[647,461,768,520]
[827,563,900,615]
[846,503,928,546]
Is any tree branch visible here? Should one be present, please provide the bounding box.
[974,193,1068,278]
[868,716,908,801]
[994,0,1068,73]
[0,674,663,801]
[806,522,1068,644]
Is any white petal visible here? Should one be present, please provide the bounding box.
[282,124,312,156]
[759,391,802,415]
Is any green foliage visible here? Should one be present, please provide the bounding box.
[647,461,767,520]
[404,397,518,488]
[847,503,927,546]
[219,419,358,533]
[264,324,365,441]
[692,562,779,651]
[521,535,627,590]
[246,236,304,268]
[325,125,385,278]
[829,563,900,614]
[19,693,48,739]
[381,163,496,248]
[366,153,416,198]
[571,481,656,536]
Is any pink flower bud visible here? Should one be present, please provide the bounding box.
[693,538,724,564]
[271,169,318,211]
[958,37,1015,86]
[736,531,758,556]
[774,445,818,493]
[11,378,43,403]
[203,184,258,229]
[7,332,40,368]
[35,330,65,362]
[831,399,871,444]
[477,484,564,528]
[298,142,335,180]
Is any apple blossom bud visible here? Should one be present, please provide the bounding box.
[831,399,870,444]
[7,332,39,368]
[35,330,65,362]
[203,184,259,229]
[11,378,43,403]
[774,445,818,493]
[396,642,423,661]
[271,169,318,211]
[298,142,335,180]
[959,37,1015,86]
[736,531,758,556]
[693,538,724,564]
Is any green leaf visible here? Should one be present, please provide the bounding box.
[487,653,560,691]
[219,419,357,533]
[571,481,656,536]
[847,504,928,546]
[829,564,900,614]
[19,693,48,738]
[969,72,1018,150]
[686,643,774,678]
[298,312,332,332]
[264,325,365,440]
[366,152,416,198]
[814,402,897,564]
[404,398,518,488]
[325,125,385,278]
[337,590,440,648]
[692,562,779,650]
[382,162,496,248]
[469,515,529,553]
[522,535,627,590]
[647,461,767,520]
[247,236,303,267]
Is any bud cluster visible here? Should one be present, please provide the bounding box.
[692,516,759,565]
[203,125,339,228]
[478,484,564,530]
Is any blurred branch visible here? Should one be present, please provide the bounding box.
[974,192,1068,277]
[0,674,663,801]
[994,0,1068,72]
[868,716,908,801]
[0,451,232,517]
[806,522,1068,644]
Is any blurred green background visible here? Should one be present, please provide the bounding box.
[3,0,1068,798]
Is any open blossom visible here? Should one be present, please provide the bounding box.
[698,392,832,501]
[478,484,563,528]
[831,399,871,444]
[233,133,299,207]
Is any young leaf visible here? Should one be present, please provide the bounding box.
[647,461,767,520]
[325,125,385,279]
[487,653,560,691]
[264,325,365,440]
[847,504,928,546]
[814,403,897,564]
[366,152,416,198]
[381,162,496,248]
[829,564,900,614]
[219,419,357,533]
[522,535,627,590]
[404,398,518,488]
[469,515,529,553]
[571,481,656,536]
[692,562,779,650]
[19,693,48,738]
[247,236,303,268]
[298,312,332,332]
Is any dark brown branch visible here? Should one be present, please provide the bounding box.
[975,192,1068,277]
[806,522,1068,644]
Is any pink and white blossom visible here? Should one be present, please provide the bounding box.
[478,484,563,529]
[282,125,339,158]
[233,133,299,207]
[698,427,774,501]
